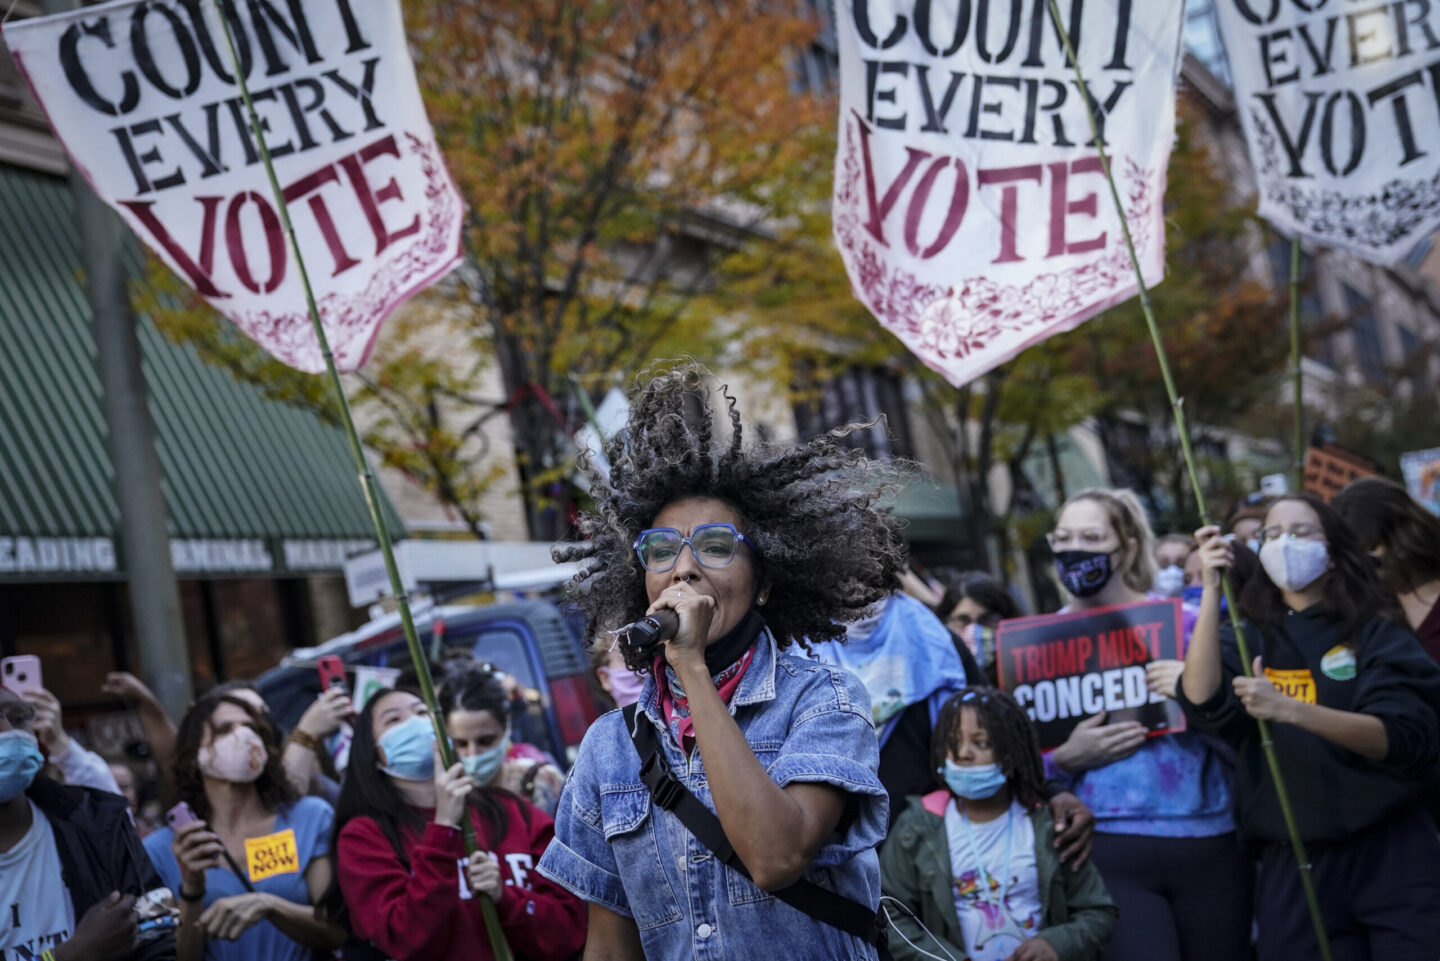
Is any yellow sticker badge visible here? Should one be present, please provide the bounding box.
[1264,668,1317,705]
[245,829,300,883]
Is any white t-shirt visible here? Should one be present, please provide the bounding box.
[945,798,1042,961]
[0,800,77,960]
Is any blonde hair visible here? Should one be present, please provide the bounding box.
[1061,488,1157,594]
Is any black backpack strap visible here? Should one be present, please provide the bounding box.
[621,704,886,947]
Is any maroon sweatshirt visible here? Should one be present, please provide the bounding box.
[337,794,585,960]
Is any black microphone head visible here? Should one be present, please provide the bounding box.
[630,608,679,647]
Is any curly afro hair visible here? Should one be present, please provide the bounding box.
[556,362,910,672]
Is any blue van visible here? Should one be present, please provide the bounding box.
[254,599,603,766]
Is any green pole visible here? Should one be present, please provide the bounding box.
[1290,236,1305,491]
[569,373,610,448]
[1043,4,1333,959]
[212,6,513,958]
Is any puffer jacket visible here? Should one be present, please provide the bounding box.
[28,776,175,961]
[880,791,1116,961]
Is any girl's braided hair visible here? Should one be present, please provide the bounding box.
[555,362,909,672]
[930,686,1048,810]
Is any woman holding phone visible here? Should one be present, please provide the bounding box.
[143,687,343,961]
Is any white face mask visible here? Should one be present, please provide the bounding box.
[1154,565,1185,598]
[1259,537,1330,593]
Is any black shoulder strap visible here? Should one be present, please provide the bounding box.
[621,704,885,947]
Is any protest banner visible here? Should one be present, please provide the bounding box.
[830,1,1184,387]
[996,598,1184,750]
[1303,442,1379,502]
[1400,447,1440,515]
[1213,1,1440,264]
[2,0,463,373]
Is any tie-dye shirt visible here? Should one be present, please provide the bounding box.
[1043,596,1235,837]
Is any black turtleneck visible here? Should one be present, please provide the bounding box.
[701,608,766,675]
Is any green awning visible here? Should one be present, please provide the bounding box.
[0,163,404,580]
[884,479,969,544]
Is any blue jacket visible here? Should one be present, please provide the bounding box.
[538,631,889,960]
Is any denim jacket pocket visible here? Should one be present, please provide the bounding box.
[599,783,684,930]
[724,741,783,906]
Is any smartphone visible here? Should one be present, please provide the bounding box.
[166,802,199,831]
[317,656,348,694]
[0,656,42,696]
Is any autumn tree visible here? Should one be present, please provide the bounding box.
[147,0,831,539]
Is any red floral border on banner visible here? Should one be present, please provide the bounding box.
[833,116,1156,366]
[230,133,464,371]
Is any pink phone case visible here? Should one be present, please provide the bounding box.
[0,656,41,696]
[166,802,199,830]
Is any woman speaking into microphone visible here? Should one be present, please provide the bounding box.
[537,362,907,961]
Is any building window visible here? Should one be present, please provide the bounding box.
[1343,285,1386,382]
[1267,238,1335,368]
[1184,0,1232,87]
[795,0,839,94]
[792,366,914,460]
[1399,325,1419,356]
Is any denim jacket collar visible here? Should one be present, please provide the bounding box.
[633,628,780,735]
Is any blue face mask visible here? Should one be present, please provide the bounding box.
[461,737,509,787]
[940,759,1008,800]
[0,730,44,802]
[1181,585,1204,605]
[377,715,436,782]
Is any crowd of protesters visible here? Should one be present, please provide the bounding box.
[4,364,1440,961]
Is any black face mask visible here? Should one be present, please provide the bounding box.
[1054,550,1116,598]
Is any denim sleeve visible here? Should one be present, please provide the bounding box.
[767,667,889,865]
[535,723,633,918]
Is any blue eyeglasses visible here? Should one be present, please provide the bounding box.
[632,523,761,573]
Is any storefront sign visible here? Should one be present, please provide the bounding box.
[1213,1,1440,264]
[996,599,1185,750]
[831,1,1184,387]
[0,536,117,575]
[0,535,380,578]
[3,0,463,372]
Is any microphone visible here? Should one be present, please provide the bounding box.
[619,609,679,659]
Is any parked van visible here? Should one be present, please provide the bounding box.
[255,599,602,766]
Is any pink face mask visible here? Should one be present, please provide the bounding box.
[604,666,648,708]
[198,727,268,784]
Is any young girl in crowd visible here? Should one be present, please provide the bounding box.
[325,687,584,961]
[145,688,343,961]
[1180,493,1440,959]
[1044,488,1250,961]
[881,687,1116,961]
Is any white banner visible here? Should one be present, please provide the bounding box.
[832,1,1182,387]
[1214,2,1440,264]
[3,0,463,372]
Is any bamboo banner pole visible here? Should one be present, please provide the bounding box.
[1042,4,1333,959]
[211,5,513,958]
[1290,236,1305,491]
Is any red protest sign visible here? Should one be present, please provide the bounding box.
[996,599,1185,751]
[1303,444,1379,504]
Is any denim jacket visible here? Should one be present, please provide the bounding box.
[537,630,890,960]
